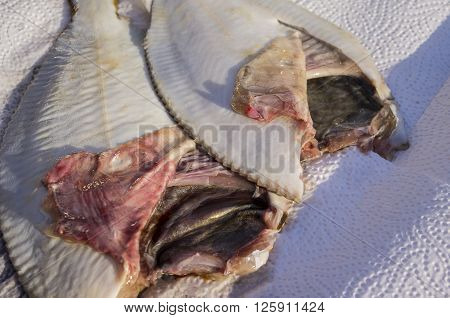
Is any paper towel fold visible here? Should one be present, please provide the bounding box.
[0,0,448,297]
[0,0,70,140]
[231,0,450,297]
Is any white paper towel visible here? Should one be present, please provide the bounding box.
[0,0,70,297]
[0,0,70,139]
[232,0,450,298]
[0,0,448,297]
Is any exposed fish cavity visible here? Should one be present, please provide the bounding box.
[232,26,408,161]
[42,127,284,296]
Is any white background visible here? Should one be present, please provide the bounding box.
[0,298,449,317]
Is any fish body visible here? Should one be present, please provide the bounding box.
[146,0,408,175]
[0,0,175,297]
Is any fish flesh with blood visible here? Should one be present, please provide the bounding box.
[0,0,175,297]
[231,32,320,160]
[42,128,194,276]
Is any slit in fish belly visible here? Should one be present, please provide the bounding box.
[42,128,283,293]
[231,31,403,160]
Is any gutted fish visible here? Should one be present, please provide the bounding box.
[232,27,408,159]
[146,0,408,175]
[42,130,283,297]
[0,0,176,297]
[0,0,288,297]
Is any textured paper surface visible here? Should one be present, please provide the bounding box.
[0,0,70,297]
[230,0,450,297]
[0,0,449,297]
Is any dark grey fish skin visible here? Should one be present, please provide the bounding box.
[307,75,400,157]
[142,182,270,277]
[308,76,381,141]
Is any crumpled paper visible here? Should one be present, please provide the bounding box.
[0,0,448,297]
